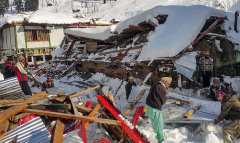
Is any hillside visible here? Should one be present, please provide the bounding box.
[37,0,240,21]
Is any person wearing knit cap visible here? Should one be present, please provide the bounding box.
[145,77,172,143]
[125,76,136,100]
[15,55,32,96]
[214,91,240,143]
[209,78,226,101]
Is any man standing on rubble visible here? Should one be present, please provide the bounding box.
[15,55,32,96]
[125,76,136,100]
[3,56,15,79]
[145,77,172,143]
[209,79,226,101]
[214,91,240,143]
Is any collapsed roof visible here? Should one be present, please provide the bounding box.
[65,5,228,61]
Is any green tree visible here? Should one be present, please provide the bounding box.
[25,0,39,12]
[14,0,23,13]
[0,0,9,16]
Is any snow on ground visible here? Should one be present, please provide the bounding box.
[30,71,240,142]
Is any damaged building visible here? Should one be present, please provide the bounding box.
[53,6,240,89]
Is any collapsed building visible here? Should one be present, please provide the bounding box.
[54,5,240,89]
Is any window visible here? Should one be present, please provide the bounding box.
[25,30,49,42]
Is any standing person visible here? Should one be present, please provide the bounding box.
[125,76,136,100]
[146,77,154,86]
[199,55,213,87]
[3,56,15,79]
[42,75,55,90]
[15,55,32,96]
[146,77,172,143]
[209,79,226,101]
[214,91,240,143]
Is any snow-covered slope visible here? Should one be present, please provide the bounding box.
[37,0,240,22]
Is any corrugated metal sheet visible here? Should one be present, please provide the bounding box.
[0,76,27,100]
[63,129,84,143]
[0,117,51,143]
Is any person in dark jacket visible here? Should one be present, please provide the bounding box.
[3,56,15,79]
[125,76,136,100]
[209,79,226,101]
[15,55,32,96]
[213,91,240,143]
[42,75,55,90]
[146,77,172,143]
[146,77,154,86]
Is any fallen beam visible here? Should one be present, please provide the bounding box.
[0,104,29,125]
[70,85,100,98]
[148,20,157,27]
[83,103,101,128]
[129,25,146,32]
[29,104,71,110]
[74,103,92,114]
[98,45,143,56]
[108,92,116,107]
[21,109,121,125]
[183,105,201,118]
[125,89,146,115]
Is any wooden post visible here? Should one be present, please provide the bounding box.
[50,120,64,143]
[178,73,182,91]
[0,104,29,125]
[33,57,38,68]
[234,11,239,33]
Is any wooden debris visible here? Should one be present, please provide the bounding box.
[98,45,143,56]
[129,25,146,32]
[167,96,191,104]
[83,103,101,128]
[29,104,71,110]
[57,57,83,79]
[165,101,182,105]
[74,103,92,114]
[50,120,64,143]
[183,105,201,118]
[21,109,121,125]
[125,89,147,115]
[148,20,157,27]
[108,92,116,107]
[66,40,77,57]
[0,104,29,125]
[70,85,100,98]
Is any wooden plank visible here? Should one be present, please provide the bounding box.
[21,109,120,125]
[0,97,52,107]
[14,113,30,120]
[125,89,146,115]
[66,40,77,57]
[70,85,100,98]
[50,120,64,143]
[108,92,116,107]
[183,105,201,118]
[83,103,101,128]
[148,20,157,27]
[74,103,91,114]
[129,25,146,32]
[29,104,71,110]
[167,96,191,104]
[0,104,29,125]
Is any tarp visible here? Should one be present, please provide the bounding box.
[174,52,198,81]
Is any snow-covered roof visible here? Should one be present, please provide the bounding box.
[66,5,227,61]
[0,14,29,28]
[27,10,80,24]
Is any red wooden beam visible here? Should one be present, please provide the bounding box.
[191,17,227,46]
